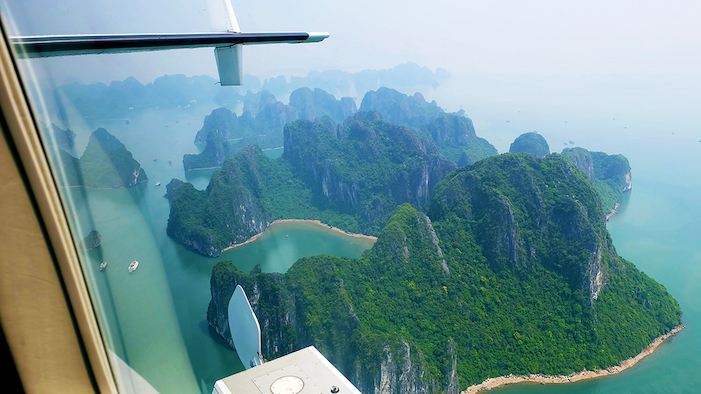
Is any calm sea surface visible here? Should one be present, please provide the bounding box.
[60,100,700,393]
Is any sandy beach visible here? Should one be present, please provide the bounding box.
[220,219,377,253]
[462,324,685,394]
[606,202,621,221]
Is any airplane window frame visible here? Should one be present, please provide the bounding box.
[0,19,120,394]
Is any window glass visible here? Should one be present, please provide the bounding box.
[1,1,699,393]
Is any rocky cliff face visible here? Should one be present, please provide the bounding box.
[184,128,233,170]
[359,88,497,166]
[256,101,299,131]
[623,171,632,191]
[207,263,297,354]
[283,119,361,213]
[562,147,595,180]
[375,341,440,394]
[242,90,278,116]
[562,147,632,213]
[289,87,357,123]
[424,114,476,146]
[283,112,455,233]
[194,107,238,144]
[359,87,444,129]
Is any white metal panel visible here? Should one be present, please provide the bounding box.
[228,285,261,368]
[214,44,242,86]
[213,346,361,394]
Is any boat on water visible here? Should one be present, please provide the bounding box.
[128,261,139,273]
[155,181,161,186]
[100,261,107,271]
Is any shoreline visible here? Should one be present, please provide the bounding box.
[220,219,378,253]
[462,324,685,394]
[605,202,621,221]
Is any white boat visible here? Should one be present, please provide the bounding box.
[155,181,161,186]
[128,261,139,273]
[100,261,107,271]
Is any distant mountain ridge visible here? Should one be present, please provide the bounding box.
[184,88,357,170]
[49,62,448,120]
[52,75,221,120]
[360,87,498,165]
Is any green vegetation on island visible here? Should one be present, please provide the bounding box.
[58,128,147,188]
[185,99,296,170]
[562,147,632,213]
[185,88,357,170]
[422,114,498,166]
[288,87,357,123]
[168,145,344,256]
[359,87,445,128]
[284,111,455,234]
[509,131,550,158]
[208,153,681,393]
[360,87,497,166]
[167,112,455,256]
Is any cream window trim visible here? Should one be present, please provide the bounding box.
[0,23,119,394]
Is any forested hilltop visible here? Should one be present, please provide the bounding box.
[509,131,550,158]
[207,153,681,393]
[360,87,498,166]
[167,112,455,256]
[507,133,632,214]
[57,127,148,188]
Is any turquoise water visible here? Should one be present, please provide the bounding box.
[56,102,701,393]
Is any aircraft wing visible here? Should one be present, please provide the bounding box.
[10,32,329,58]
[9,31,328,86]
[8,0,328,86]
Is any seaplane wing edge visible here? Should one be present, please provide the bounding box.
[9,31,329,86]
[10,32,329,58]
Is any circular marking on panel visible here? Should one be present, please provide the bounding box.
[270,376,305,394]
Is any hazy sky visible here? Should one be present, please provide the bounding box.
[3,0,700,85]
